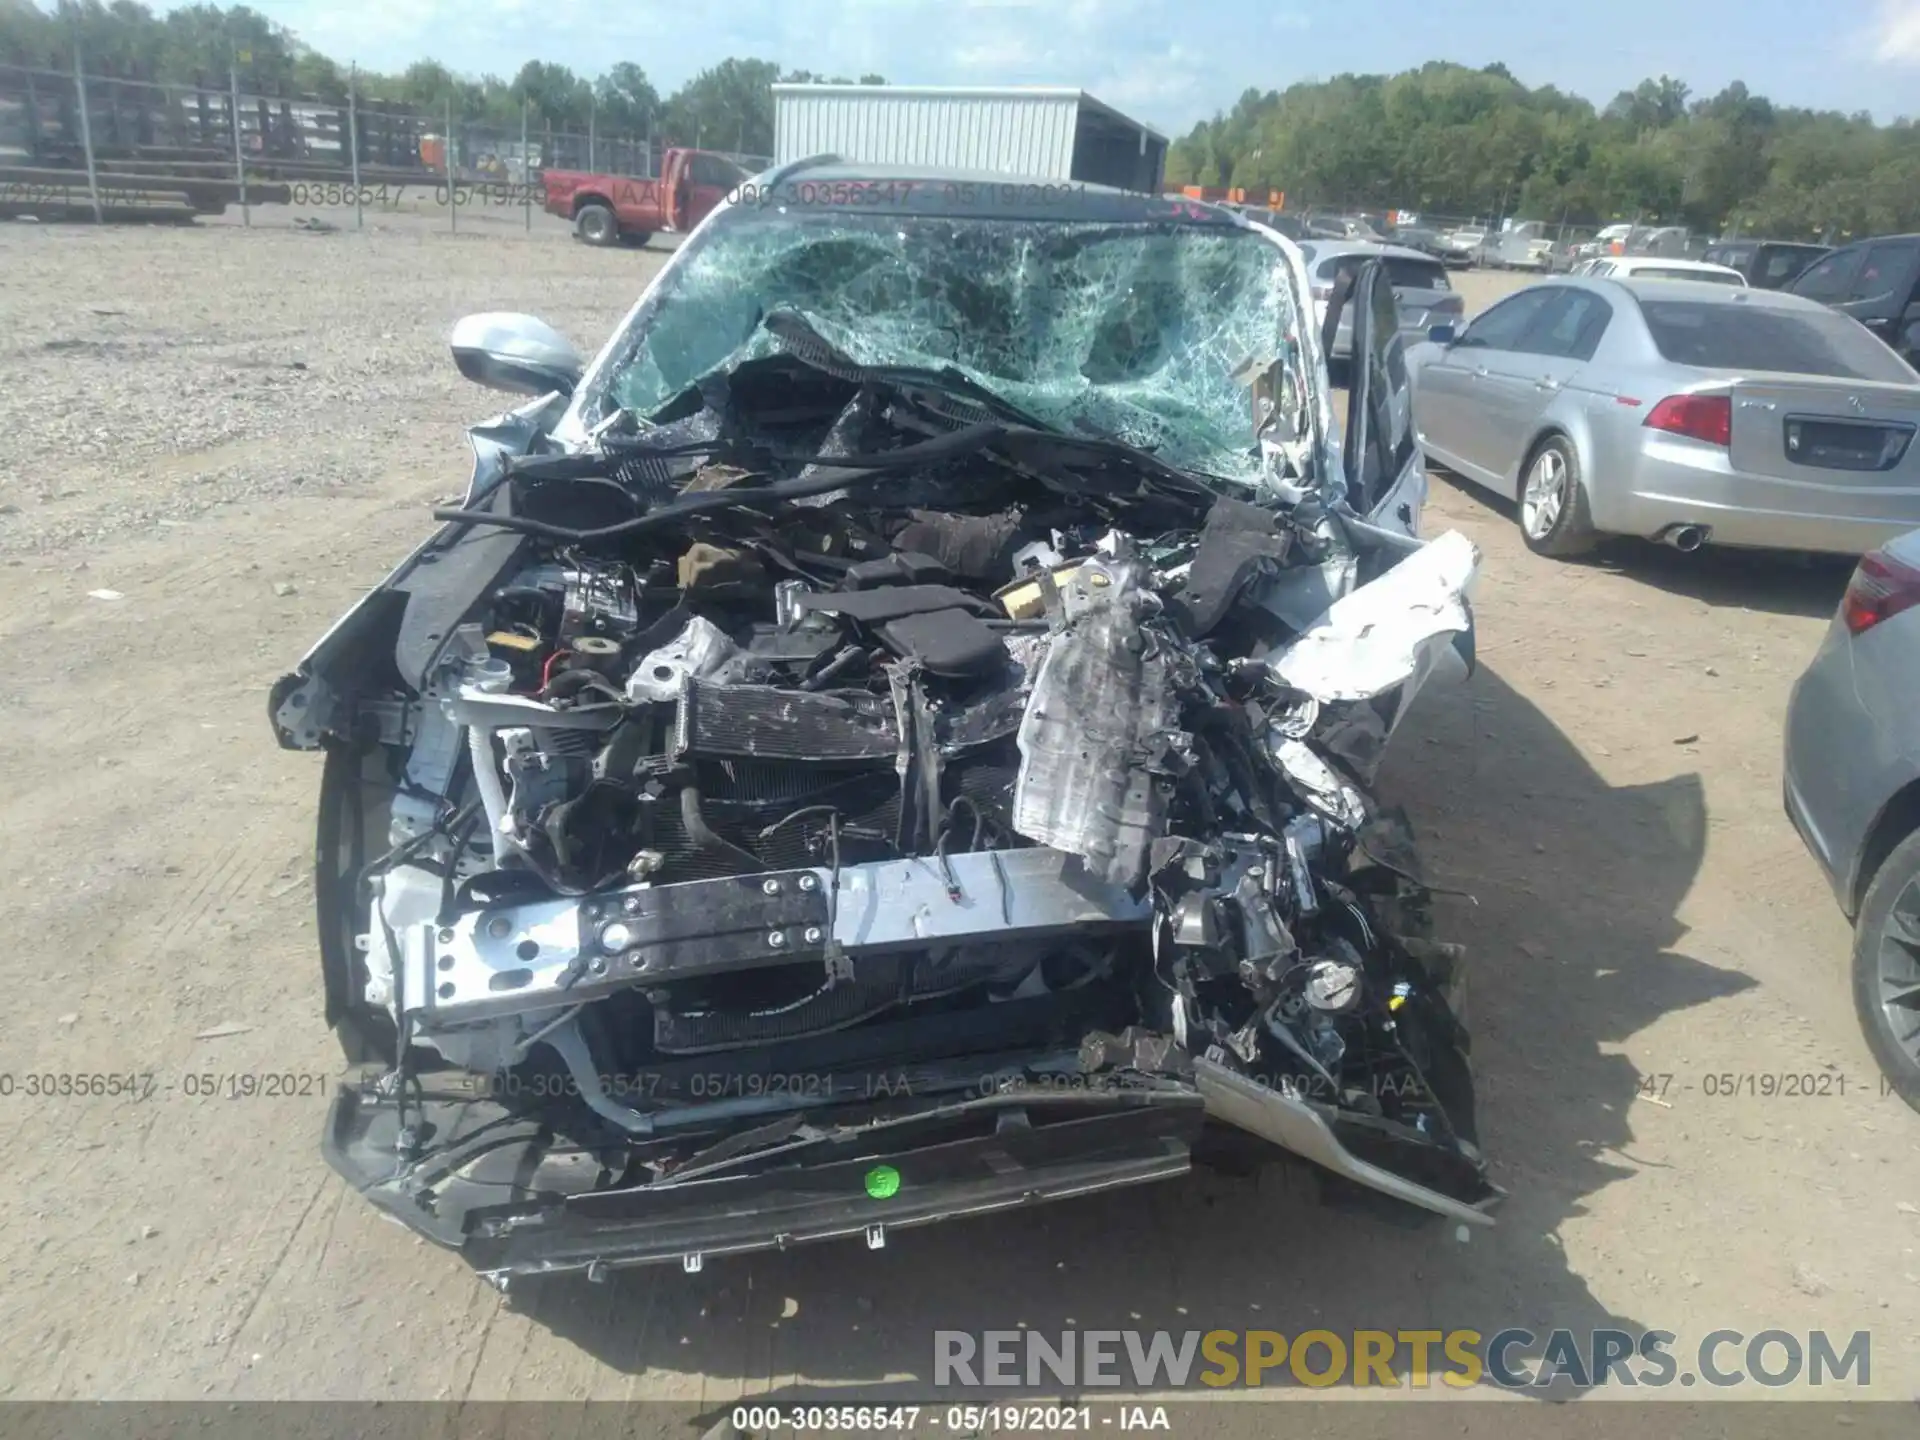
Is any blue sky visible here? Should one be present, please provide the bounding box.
[164,0,1920,133]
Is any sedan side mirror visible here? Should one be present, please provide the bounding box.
[450,312,583,397]
[1427,322,1457,345]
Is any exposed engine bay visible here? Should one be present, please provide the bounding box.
[274,292,1494,1282]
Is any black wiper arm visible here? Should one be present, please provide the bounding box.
[866,362,1058,432]
[762,309,1059,433]
[760,309,1238,493]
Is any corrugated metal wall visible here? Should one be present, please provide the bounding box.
[774,89,1080,178]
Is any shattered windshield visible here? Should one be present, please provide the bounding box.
[577,211,1303,481]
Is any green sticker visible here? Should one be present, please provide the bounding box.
[864,1164,901,1199]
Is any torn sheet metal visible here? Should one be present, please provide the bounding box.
[1267,733,1368,830]
[1013,558,1184,889]
[1267,529,1478,703]
[626,615,736,701]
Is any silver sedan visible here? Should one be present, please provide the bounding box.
[1785,527,1920,1109]
[1408,277,1920,557]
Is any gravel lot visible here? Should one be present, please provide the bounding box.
[1,214,1917,1409]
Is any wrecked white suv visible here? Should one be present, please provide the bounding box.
[269,163,1494,1287]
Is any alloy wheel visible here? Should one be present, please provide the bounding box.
[1874,878,1920,1065]
[1521,448,1567,539]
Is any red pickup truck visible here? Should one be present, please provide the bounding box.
[542,148,753,247]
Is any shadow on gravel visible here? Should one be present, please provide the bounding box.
[1429,468,1855,620]
[512,663,1753,1401]
[1586,540,1854,621]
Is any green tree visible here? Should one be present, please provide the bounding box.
[594,61,658,133]
[1605,74,1691,131]
[662,57,780,153]
[511,60,590,128]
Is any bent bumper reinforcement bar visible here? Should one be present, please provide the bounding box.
[401,847,1151,1025]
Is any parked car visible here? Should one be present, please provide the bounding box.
[1442,227,1489,265]
[268,162,1498,1283]
[1581,257,1748,286]
[1702,240,1831,290]
[1240,206,1305,241]
[1297,240,1465,359]
[1391,225,1477,268]
[542,148,750,247]
[1584,223,1635,258]
[1407,277,1920,557]
[1784,531,1920,1110]
[1787,233,1920,369]
[1304,214,1384,242]
[1625,225,1691,257]
[1487,222,1555,271]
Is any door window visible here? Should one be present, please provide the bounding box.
[1517,289,1613,360]
[1847,242,1920,317]
[687,153,748,188]
[1455,289,1554,350]
[1790,246,1865,303]
[1758,245,1826,287]
[1344,266,1416,512]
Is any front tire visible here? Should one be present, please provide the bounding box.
[574,202,618,247]
[1852,828,1920,1113]
[1517,434,1595,557]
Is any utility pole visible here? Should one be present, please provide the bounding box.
[229,50,249,225]
[347,62,363,230]
[70,38,102,223]
[445,94,456,232]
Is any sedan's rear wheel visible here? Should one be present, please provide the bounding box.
[1517,435,1595,557]
[1854,828,1920,1113]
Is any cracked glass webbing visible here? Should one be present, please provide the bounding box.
[602,214,1299,481]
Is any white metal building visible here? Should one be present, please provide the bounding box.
[771,84,1167,193]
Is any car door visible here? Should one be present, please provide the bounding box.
[1468,287,1602,484]
[1789,244,1866,308]
[1755,243,1828,290]
[678,153,743,231]
[1343,260,1422,532]
[1477,288,1613,488]
[1835,239,1920,364]
[1416,288,1555,479]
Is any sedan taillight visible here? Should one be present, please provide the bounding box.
[1644,393,1731,447]
[1842,548,1920,635]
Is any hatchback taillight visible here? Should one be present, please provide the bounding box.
[1842,548,1920,635]
[1644,393,1732,447]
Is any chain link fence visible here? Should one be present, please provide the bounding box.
[0,51,770,235]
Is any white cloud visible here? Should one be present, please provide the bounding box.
[953,37,1049,73]
[169,0,1262,129]
[1876,0,1920,61]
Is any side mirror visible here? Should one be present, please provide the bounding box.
[449,313,583,397]
[1427,322,1457,345]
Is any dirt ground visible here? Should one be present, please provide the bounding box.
[1,213,1917,1408]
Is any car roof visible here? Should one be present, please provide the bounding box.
[1300,240,1442,264]
[1817,233,1920,252]
[1608,277,1837,312]
[753,156,1248,226]
[1608,257,1741,274]
[1499,276,1840,315]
